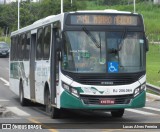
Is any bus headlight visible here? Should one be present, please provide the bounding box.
[62,82,70,91]
[140,83,146,91]
[62,82,79,97]
[134,83,146,97]
[71,88,79,97]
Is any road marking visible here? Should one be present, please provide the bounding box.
[0,77,9,86]
[0,99,9,102]
[126,109,157,115]
[6,107,30,116]
[144,107,160,112]
[28,118,58,132]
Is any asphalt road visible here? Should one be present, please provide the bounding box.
[0,57,160,132]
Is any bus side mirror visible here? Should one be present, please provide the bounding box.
[145,37,149,52]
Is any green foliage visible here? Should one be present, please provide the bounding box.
[147,44,160,87]
[0,0,159,43]
[85,1,160,42]
[0,0,87,33]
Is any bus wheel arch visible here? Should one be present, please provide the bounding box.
[44,82,61,119]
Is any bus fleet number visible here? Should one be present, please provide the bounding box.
[113,89,132,93]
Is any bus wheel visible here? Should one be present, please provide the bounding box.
[51,107,61,119]
[45,89,52,113]
[111,109,124,118]
[19,82,27,106]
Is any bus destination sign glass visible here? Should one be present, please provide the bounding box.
[68,15,141,26]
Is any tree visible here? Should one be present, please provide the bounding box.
[0,0,87,32]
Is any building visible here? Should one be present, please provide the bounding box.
[154,0,160,4]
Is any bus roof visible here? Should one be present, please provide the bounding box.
[74,9,136,14]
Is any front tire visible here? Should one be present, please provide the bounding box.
[111,109,124,118]
[50,107,61,119]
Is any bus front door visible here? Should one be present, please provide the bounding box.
[30,32,36,100]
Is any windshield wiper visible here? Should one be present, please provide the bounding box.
[82,27,101,48]
[118,28,127,51]
[82,27,104,64]
[108,28,127,55]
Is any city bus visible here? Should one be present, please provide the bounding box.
[10,10,148,118]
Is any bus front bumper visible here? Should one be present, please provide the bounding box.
[60,91,146,109]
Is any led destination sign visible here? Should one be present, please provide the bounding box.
[68,15,141,26]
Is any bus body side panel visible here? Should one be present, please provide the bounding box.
[10,62,21,96]
[21,61,30,99]
[35,60,50,104]
[35,59,43,102]
[10,61,30,99]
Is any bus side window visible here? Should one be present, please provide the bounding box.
[25,32,31,60]
[36,28,43,60]
[19,34,23,61]
[11,37,15,61]
[15,35,19,61]
[21,34,26,60]
[43,25,51,60]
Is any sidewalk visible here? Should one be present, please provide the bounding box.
[146,92,160,101]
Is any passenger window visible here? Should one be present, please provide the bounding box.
[25,32,31,60]
[36,28,43,60]
[15,36,19,61]
[43,25,51,60]
[21,34,26,60]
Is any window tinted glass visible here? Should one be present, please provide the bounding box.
[15,36,19,61]
[43,25,51,59]
[25,32,30,60]
[11,37,15,60]
[36,28,43,60]
[21,34,26,60]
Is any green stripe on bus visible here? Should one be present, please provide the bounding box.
[60,91,146,109]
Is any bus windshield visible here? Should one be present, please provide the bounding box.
[62,31,145,73]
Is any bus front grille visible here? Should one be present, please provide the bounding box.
[62,71,144,86]
[80,94,133,105]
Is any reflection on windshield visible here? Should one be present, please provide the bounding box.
[62,31,106,73]
[62,31,145,73]
[107,32,144,72]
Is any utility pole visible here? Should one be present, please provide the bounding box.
[134,0,136,13]
[18,0,20,30]
[61,0,63,13]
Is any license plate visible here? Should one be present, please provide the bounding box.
[99,99,115,105]
[2,53,6,55]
